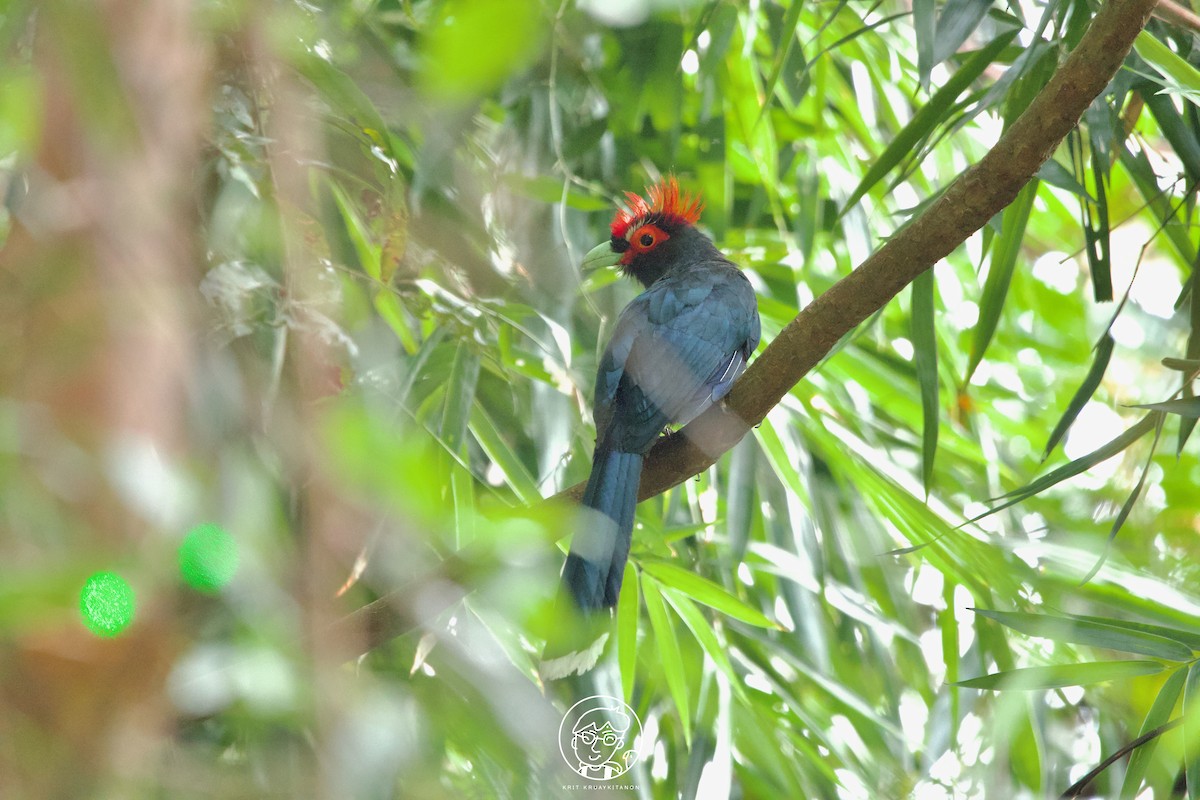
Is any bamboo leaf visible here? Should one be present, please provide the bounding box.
[1187,662,1200,800]
[1135,31,1200,105]
[759,0,806,114]
[1130,397,1200,418]
[618,560,639,703]
[661,586,742,691]
[913,0,935,90]
[642,574,691,742]
[1067,614,1200,651]
[978,414,1158,524]
[975,609,1194,661]
[932,0,992,66]
[641,560,775,629]
[966,179,1038,381]
[1085,147,1112,302]
[1121,667,1187,799]
[469,403,541,505]
[841,30,1017,215]
[1044,334,1114,459]
[911,269,939,492]
[1079,413,1165,585]
[957,660,1164,690]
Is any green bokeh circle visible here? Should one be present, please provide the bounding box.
[180,523,238,592]
[80,571,136,637]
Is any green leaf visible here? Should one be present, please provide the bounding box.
[966,179,1038,381]
[910,269,938,492]
[1121,667,1188,800]
[1043,334,1114,459]
[957,660,1164,690]
[1079,413,1165,585]
[641,560,775,628]
[661,586,742,691]
[617,560,639,703]
[1084,147,1112,302]
[422,0,546,101]
[932,0,991,66]
[759,0,806,115]
[440,342,481,453]
[841,30,1018,215]
[1183,267,1200,452]
[469,404,541,505]
[1036,157,1093,199]
[642,574,691,743]
[295,56,394,159]
[1134,32,1200,107]
[974,609,1194,661]
[1162,357,1200,372]
[1066,615,1200,651]
[331,182,382,280]
[913,0,935,90]
[1186,662,1200,800]
[976,414,1158,524]
[1129,398,1200,418]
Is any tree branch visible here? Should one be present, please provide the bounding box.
[345,0,1160,653]
[553,0,1160,505]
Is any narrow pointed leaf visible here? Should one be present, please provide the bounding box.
[1182,267,1200,452]
[1189,661,1200,800]
[1044,334,1114,458]
[641,560,775,628]
[617,560,639,703]
[1080,413,1165,584]
[975,609,1193,661]
[957,660,1164,691]
[758,0,806,115]
[469,404,541,505]
[1135,31,1200,103]
[842,30,1017,215]
[983,414,1157,518]
[1121,667,1188,799]
[932,0,992,66]
[1067,614,1200,651]
[1085,147,1112,301]
[911,269,939,492]
[966,179,1038,381]
[642,574,691,742]
[913,0,935,90]
[661,586,742,691]
[1130,397,1200,418]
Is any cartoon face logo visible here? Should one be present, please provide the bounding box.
[558,695,643,781]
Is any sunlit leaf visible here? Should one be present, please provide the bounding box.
[1044,333,1114,459]
[975,609,1194,661]
[618,560,639,703]
[642,574,691,743]
[966,179,1037,382]
[957,660,1164,690]
[842,30,1018,215]
[1121,667,1187,799]
[910,269,938,492]
[641,560,775,629]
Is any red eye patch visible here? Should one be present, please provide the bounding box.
[621,224,669,265]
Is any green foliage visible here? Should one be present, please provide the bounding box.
[5,0,1200,797]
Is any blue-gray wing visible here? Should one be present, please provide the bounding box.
[593,264,759,453]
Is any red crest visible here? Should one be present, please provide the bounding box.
[610,176,703,239]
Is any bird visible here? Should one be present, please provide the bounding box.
[541,177,760,680]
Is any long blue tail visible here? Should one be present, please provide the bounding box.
[562,446,643,610]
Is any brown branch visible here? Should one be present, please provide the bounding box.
[344,0,1160,653]
[553,0,1161,505]
[1155,0,1200,34]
